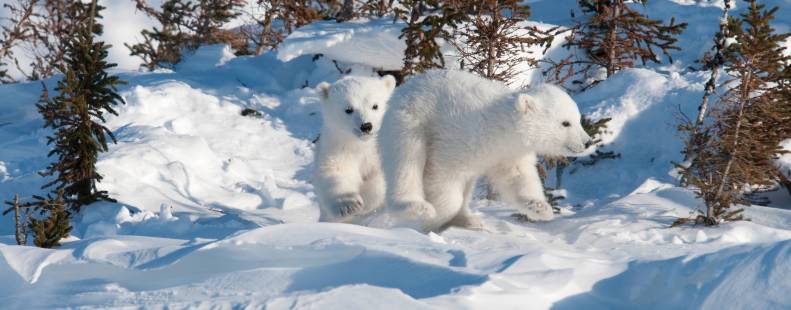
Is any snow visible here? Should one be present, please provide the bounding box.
[278,18,407,71]
[1,1,791,309]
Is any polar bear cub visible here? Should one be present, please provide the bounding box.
[313,75,396,223]
[378,70,591,232]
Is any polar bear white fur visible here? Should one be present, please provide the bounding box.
[313,75,396,223]
[378,70,591,232]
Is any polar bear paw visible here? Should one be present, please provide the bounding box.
[516,200,554,222]
[395,200,437,219]
[447,212,485,231]
[332,193,365,218]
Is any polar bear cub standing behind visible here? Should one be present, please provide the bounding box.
[313,75,396,224]
[378,70,591,232]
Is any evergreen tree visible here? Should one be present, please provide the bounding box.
[360,0,393,17]
[337,0,356,21]
[27,190,72,248]
[128,0,246,70]
[682,0,733,167]
[677,0,791,226]
[0,0,37,84]
[37,0,125,212]
[0,0,97,82]
[546,0,686,88]
[255,0,325,50]
[3,190,73,248]
[397,0,467,76]
[452,0,554,85]
[127,0,198,70]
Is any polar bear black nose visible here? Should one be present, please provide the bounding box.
[360,122,373,133]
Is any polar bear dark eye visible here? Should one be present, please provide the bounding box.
[372,104,379,110]
[562,121,571,127]
[345,107,353,114]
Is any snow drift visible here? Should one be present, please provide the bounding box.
[1,0,790,308]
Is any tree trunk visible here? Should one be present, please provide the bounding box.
[87,0,97,35]
[486,3,498,79]
[711,64,751,220]
[606,2,619,77]
[487,39,496,79]
[256,14,273,55]
[12,195,25,245]
[685,0,731,161]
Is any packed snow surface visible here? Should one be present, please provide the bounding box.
[1,1,791,309]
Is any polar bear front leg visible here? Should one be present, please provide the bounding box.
[486,153,554,221]
[315,161,366,222]
[358,169,385,215]
[381,119,437,221]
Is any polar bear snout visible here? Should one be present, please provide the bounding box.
[566,144,585,154]
[360,122,373,134]
[566,131,593,154]
[584,137,594,148]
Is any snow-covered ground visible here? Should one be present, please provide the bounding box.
[1,1,791,309]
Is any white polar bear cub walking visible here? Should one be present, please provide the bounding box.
[378,70,591,232]
[313,75,396,223]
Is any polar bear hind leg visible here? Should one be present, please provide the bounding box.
[443,179,485,230]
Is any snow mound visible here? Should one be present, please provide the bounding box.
[548,68,699,204]
[0,224,487,308]
[1,1,791,308]
[277,18,406,70]
[553,239,791,309]
[176,45,237,71]
[99,81,314,214]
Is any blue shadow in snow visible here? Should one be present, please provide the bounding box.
[286,250,487,299]
[551,240,791,310]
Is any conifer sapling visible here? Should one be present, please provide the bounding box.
[546,0,687,89]
[37,0,126,212]
[452,0,555,85]
[677,0,791,226]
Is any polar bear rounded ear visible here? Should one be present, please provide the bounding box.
[515,94,537,113]
[382,75,396,91]
[317,82,331,101]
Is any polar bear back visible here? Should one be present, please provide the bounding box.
[381,70,530,175]
[387,70,514,123]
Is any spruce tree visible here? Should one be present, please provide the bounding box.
[127,0,198,70]
[37,0,125,212]
[0,0,37,84]
[360,0,393,17]
[128,0,246,69]
[27,190,72,248]
[452,0,554,85]
[0,0,97,82]
[682,0,733,166]
[546,0,686,88]
[397,0,467,76]
[677,0,791,225]
[3,190,74,247]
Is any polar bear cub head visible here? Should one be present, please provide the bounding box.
[514,84,592,156]
[318,75,397,140]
